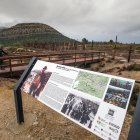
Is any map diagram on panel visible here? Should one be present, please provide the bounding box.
[72,71,109,98]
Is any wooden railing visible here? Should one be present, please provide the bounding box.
[0,50,105,77]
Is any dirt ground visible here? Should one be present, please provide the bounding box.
[0,58,140,140]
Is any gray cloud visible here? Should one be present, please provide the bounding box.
[0,0,140,43]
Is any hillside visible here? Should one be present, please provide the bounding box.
[0,23,74,46]
[0,27,7,32]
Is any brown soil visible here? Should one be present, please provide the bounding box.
[0,58,140,140]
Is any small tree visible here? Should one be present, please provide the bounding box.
[109,39,114,43]
[82,38,88,44]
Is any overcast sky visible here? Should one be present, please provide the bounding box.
[0,0,140,43]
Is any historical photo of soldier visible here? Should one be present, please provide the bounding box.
[22,65,52,98]
[61,93,100,129]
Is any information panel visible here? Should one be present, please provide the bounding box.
[21,60,135,140]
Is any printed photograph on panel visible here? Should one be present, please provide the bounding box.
[61,93,100,129]
[109,78,132,90]
[72,71,109,98]
[22,65,52,98]
[104,86,131,109]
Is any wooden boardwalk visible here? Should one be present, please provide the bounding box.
[0,51,105,77]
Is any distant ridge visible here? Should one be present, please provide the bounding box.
[0,23,74,46]
[0,27,7,32]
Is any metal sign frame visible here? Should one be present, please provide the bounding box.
[13,57,140,140]
[14,57,37,124]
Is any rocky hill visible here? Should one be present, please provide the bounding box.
[0,23,74,46]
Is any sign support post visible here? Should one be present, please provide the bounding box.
[14,57,37,124]
[128,92,140,140]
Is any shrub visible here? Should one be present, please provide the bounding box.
[127,63,140,71]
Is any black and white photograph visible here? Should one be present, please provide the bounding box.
[61,93,100,129]
[104,86,131,109]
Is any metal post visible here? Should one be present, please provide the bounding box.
[14,88,24,124]
[14,57,37,124]
[128,92,140,140]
